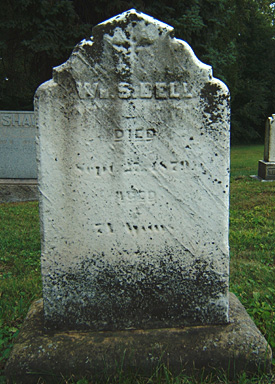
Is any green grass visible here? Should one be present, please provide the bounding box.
[230,144,264,178]
[0,202,41,372]
[229,146,275,361]
[0,144,274,383]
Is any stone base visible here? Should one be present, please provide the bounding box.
[4,293,272,384]
[250,175,275,182]
[0,179,38,203]
[258,160,275,180]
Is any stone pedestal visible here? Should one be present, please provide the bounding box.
[258,160,275,181]
[0,179,38,203]
[4,294,272,384]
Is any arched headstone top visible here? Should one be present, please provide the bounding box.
[47,9,228,115]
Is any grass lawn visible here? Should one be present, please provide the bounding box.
[0,144,274,383]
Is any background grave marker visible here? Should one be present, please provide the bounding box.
[0,111,37,179]
[258,114,275,180]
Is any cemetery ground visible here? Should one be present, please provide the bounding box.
[0,145,274,383]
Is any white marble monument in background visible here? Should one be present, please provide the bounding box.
[258,114,275,180]
[35,9,230,330]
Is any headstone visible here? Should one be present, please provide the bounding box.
[0,111,37,179]
[258,114,275,180]
[35,9,230,330]
[5,11,272,382]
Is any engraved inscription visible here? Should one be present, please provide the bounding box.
[76,82,110,99]
[140,82,152,98]
[76,81,192,100]
[114,127,157,142]
[157,160,189,171]
[95,165,113,176]
[118,82,132,99]
[123,159,189,173]
[116,190,156,203]
[76,164,113,176]
[94,222,114,234]
[0,112,35,127]
[125,223,166,233]
[267,168,275,175]
[75,160,189,175]
[92,222,167,235]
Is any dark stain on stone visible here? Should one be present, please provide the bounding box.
[43,248,228,331]
[76,11,141,65]
[124,41,131,50]
[200,83,229,126]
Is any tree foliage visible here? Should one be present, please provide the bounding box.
[0,0,90,109]
[0,0,274,142]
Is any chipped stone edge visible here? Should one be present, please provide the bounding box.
[49,8,229,98]
[97,8,174,32]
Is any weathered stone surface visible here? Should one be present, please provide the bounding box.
[0,179,38,203]
[258,160,275,180]
[0,111,37,179]
[258,114,275,180]
[4,293,272,384]
[35,9,230,330]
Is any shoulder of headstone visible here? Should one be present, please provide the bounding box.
[34,79,56,99]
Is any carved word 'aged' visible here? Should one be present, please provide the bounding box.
[76,81,192,100]
[116,190,156,203]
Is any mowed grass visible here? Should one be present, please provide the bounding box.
[230,144,264,178]
[0,144,274,383]
[229,145,275,364]
[0,202,41,374]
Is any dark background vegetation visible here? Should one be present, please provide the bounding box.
[0,0,275,143]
